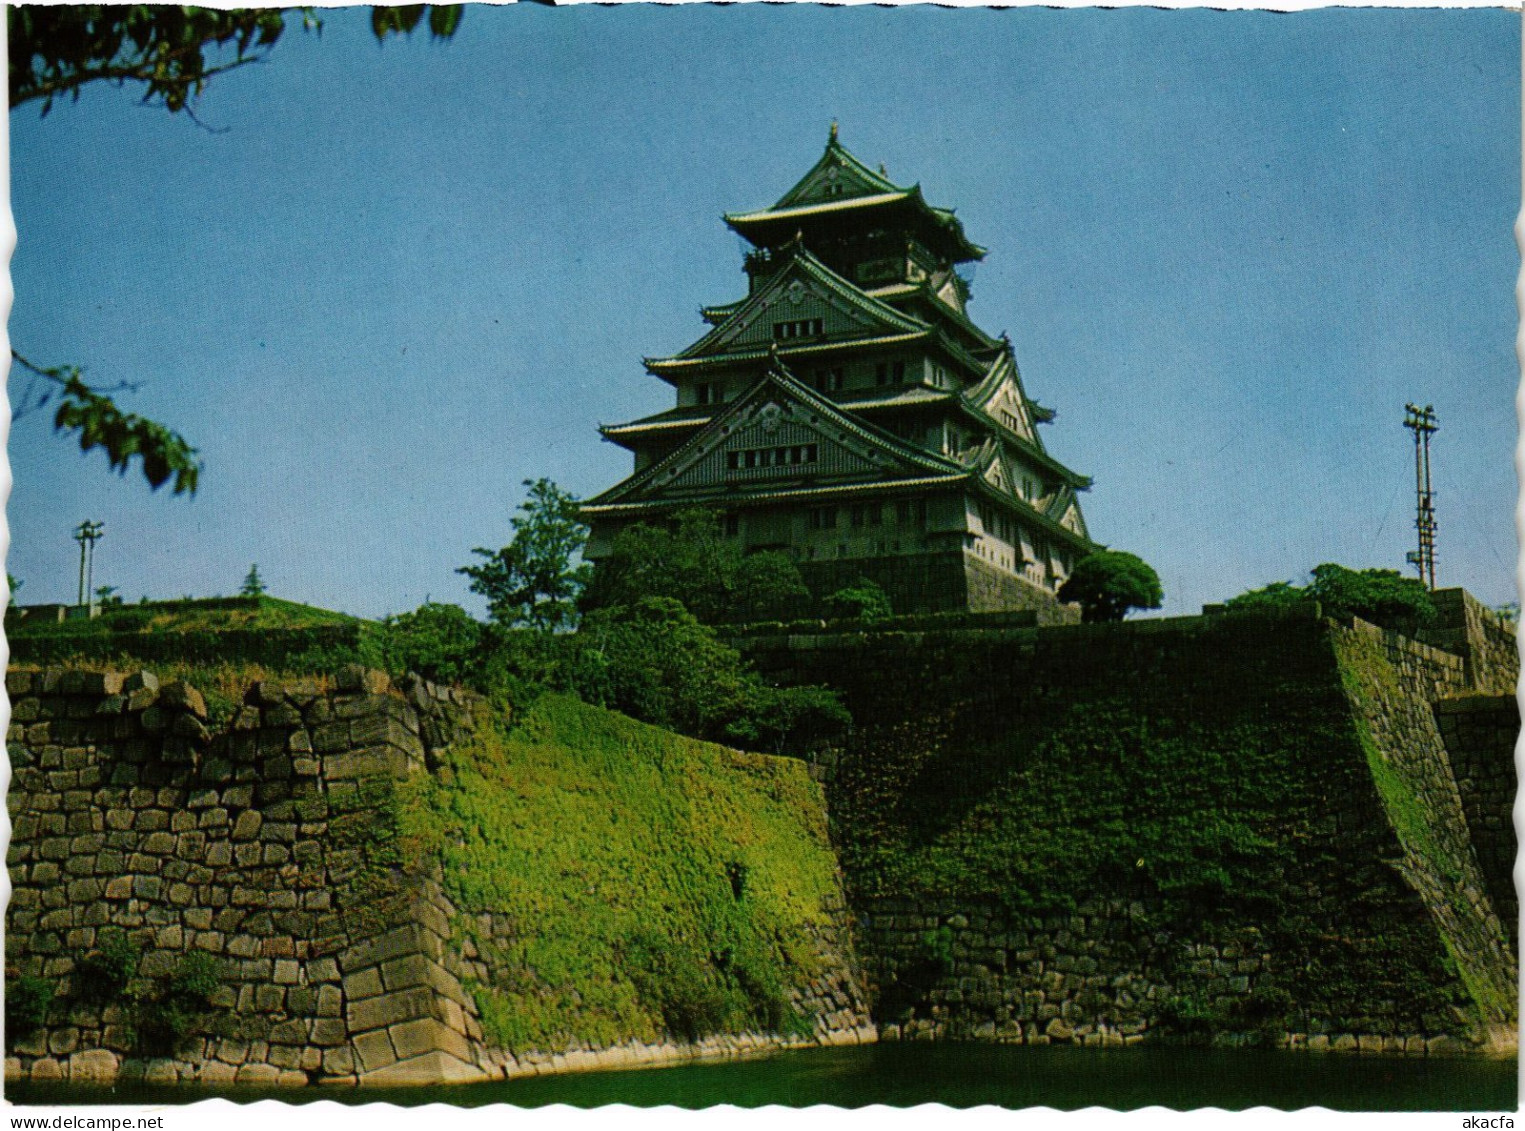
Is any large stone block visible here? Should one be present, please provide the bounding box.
[359,1050,486,1086]
[347,986,436,1034]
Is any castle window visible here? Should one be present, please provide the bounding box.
[811,367,844,393]
[726,444,819,473]
[808,507,837,531]
[894,500,926,526]
[723,514,741,537]
[849,504,883,529]
[697,382,722,406]
[773,318,824,341]
[874,360,908,387]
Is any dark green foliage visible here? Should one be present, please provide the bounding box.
[1308,563,1436,629]
[74,930,140,1004]
[732,552,811,623]
[1226,564,1437,632]
[134,952,226,1057]
[1058,550,1163,622]
[167,951,221,1005]
[1222,580,1304,614]
[824,578,893,623]
[723,682,851,757]
[567,598,848,754]
[367,602,483,685]
[240,563,266,597]
[6,973,55,1040]
[582,509,809,625]
[10,351,201,494]
[10,5,464,115]
[460,479,591,632]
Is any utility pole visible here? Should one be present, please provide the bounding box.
[73,520,104,608]
[1402,403,1438,590]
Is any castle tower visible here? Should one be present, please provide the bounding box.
[583,129,1099,618]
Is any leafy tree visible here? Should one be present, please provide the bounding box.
[460,479,591,633]
[1308,563,1435,628]
[571,598,752,739]
[6,573,21,606]
[582,508,809,624]
[568,598,848,754]
[10,5,462,493]
[1224,564,1436,631]
[732,552,810,622]
[1058,550,1164,623]
[239,563,266,597]
[94,585,123,608]
[824,578,893,623]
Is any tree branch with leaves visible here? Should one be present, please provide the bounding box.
[11,351,201,494]
[10,5,463,116]
[10,4,464,494]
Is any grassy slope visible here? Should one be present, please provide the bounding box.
[397,693,843,1052]
[7,596,360,636]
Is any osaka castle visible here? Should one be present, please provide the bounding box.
[583,127,1099,618]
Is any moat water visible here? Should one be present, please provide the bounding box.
[8,1044,1517,1111]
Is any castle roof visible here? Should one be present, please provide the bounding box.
[723,129,986,265]
[586,356,969,516]
[645,243,933,376]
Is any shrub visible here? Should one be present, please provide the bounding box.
[824,578,893,623]
[6,973,55,1039]
[1308,563,1436,629]
[569,598,848,754]
[135,952,225,1056]
[1222,580,1304,614]
[367,602,484,685]
[167,951,221,1006]
[74,930,140,1003]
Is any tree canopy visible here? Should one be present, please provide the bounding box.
[459,479,591,633]
[1057,550,1164,623]
[580,508,808,624]
[1224,563,1436,630]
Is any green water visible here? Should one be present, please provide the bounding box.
[7,1045,1517,1111]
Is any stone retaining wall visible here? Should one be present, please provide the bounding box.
[858,898,1477,1055]
[1435,694,1520,947]
[736,605,1518,1053]
[4,666,871,1088]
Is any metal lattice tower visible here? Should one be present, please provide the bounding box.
[1402,403,1438,590]
[73,520,104,608]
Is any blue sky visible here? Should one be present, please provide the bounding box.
[9,5,1519,618]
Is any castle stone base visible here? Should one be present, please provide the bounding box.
[799,550,1078,624]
